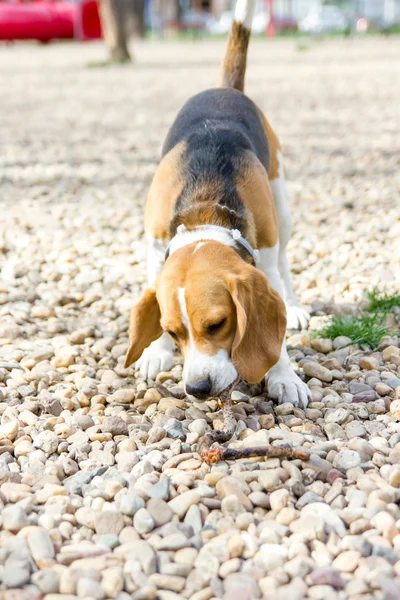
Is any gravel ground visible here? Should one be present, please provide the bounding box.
[0,37,400,600]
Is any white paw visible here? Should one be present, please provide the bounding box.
[136,340,175,381]
[266,368,310,409]
[285,303,310,331]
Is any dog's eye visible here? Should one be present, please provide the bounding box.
[208,319,226,335]
[167,331,178,341]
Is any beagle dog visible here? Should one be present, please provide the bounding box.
[125,0,310,407]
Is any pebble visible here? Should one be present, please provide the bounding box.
[120,494,145,516]
[168,490,201,518]
[32,430,59,454]
[332,551,360,573]
[302,362,333,383]
[31,569,60,594]
[2,504,29,532]
[28,527,55,564]
[333,449,361,471]
[101,415,129,436]
[95,511,125,535]
[133,507,156,534]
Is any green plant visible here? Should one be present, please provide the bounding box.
[318,313,390,349]
[314,287,400,349]
[365,287,400,315]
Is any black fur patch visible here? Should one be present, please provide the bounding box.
[163,88,270,238]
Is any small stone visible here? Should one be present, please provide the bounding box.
[168,489,201,518]
[333,336,352,349]
[2,504,28,532]
[32,569,60,594]
[259,469,281,491]
[108,389,135,404]
[303,362,333,383]
[382,345,400,362]
[134,508,155,534]
[120,494,145,517]
[259,414,275,429]
[275,402,295,415]
[163,419,185,440]
[325,407,349,424]
[147,498,173,527]
[76,577,105,599]
[101,415,129,436]
[42,396,63,416]
[308,567,345,589]
[376,382,395,396]
[3,567,31,588]
[324,422,346,441]
[296,491,325,509]
[345,421,367,439]
[33,430,59,455]
[333,449,361,471]
[216,476,252,511]
[249,491,270,508]
[148,476,170,501]
[231,390,249,402]
[95,511,125,535]
[388,466,400,487]
[371,511,397,541]
[28,527,55,564]
[148,573,185,592]
[76,506,96,529]
[184,504,202,534]
[222,494,246,517]
[269,489,289,512]
[332,550,360,572]
[0,420,19,441]
[101,567,124,598]
[359,356,380,370]
[311,338,333,353]
[157,533,190,551]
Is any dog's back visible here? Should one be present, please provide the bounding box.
[160,1,274,238]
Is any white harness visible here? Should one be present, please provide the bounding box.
[165,224,260,265]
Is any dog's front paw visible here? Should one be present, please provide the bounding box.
[285,303,310,331]
[266,368,310,409]
[136,335,175,381]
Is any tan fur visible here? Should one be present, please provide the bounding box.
[236,151,279,248]
[228,267,286,382]
[144,141,186,242]
[221,21,251,92]
[124,288,162,367]
[125,242,286,381]
[259,111,282,180]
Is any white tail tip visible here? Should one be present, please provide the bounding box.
[234,0,256,29]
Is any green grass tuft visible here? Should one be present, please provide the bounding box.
[365,287,400,314]
[314,287,400,349]
[319,313,390,349]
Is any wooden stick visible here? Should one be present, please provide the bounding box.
[198,391,310,465]
[201,444,310,465]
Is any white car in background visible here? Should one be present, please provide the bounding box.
[299,5,348,33]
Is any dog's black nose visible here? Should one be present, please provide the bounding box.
[186,377,212,399]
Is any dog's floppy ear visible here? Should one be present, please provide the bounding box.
[124,288,162,368]
[228,267,287,382]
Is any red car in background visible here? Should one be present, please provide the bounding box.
[0,0,102,42]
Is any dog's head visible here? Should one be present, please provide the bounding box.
[125,241,286,398]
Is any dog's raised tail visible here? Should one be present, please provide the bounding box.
[221,0,256,92]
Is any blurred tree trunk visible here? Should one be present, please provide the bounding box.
[98,0,145,62]
[99,0,130,61]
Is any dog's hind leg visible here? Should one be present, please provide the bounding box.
[269,151,309,330]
